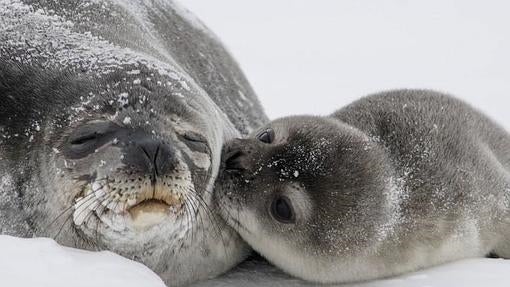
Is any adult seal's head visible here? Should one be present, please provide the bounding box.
[0,0,267,286]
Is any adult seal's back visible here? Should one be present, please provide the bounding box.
[0,0,267,286]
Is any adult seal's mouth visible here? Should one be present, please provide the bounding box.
[74,177,185,232]
[0,0,267,286]
[129,200,175,229]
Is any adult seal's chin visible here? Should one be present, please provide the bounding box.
[0,0,266,286]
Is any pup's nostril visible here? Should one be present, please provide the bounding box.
[224,150,247,172]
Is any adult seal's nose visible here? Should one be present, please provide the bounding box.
[124,136,175,177]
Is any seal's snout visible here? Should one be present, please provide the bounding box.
[125,136,176,177]
[223,139,250,172]
[224,150,247,172]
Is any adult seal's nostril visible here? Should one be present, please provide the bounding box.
[125,137,175,177]
[153,144,173,175]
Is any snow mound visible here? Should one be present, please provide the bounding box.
[0,235,165,287]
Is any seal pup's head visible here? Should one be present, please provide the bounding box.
[215,115,402,283]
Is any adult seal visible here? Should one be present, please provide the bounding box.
[215,90,510,284]
[0,0,267,286]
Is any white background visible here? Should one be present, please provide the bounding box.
[182,0,510,124]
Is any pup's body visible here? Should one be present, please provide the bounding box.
[215,90,510,283]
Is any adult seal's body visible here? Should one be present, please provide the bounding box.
[0,0,267,286]
[215,90,510,284]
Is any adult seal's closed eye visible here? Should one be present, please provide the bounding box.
[215,90,510,284]
[0,0,267,286]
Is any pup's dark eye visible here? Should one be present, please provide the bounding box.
[66,121,118,158]
[257,128,274,144]
[181,131,209,154]
[270,196,295,224]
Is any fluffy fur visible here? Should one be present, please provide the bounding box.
[215,90,510,284]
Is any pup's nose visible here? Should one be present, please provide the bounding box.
[223,139,249,172]
[125,136,175,177]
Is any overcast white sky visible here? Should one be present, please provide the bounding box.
[182,0,510,126]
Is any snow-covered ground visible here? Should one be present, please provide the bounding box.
[2,1,510,286]
[1,235,509,287]
[0,236,166,287]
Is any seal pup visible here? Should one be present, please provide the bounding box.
[0,0,267,286]
[215,89,510,284]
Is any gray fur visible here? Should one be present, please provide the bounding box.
[215,89,510,284]
[0,0,268,286]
